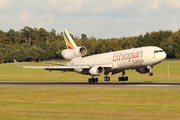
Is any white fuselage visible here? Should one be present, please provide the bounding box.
[70,46,166,72]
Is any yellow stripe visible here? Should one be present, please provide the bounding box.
[66,39,74,48]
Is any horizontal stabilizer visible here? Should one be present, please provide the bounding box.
[14,59,21,67]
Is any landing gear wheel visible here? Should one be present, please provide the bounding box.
[88,78,91,83]
[95,78,98,83]
[149,72,153,76]
[118,77,122,82]
[118,70,129,82]
[118,77,128,82]
[88,78,98,83]
[104,77,110,81]
[125,76,128,81]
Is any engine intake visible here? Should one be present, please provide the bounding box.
[136,67,149,74]
[62,46,87,60]
[89,66,104,76]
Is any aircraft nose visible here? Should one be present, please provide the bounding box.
[161,52,167,60]
[164,52,167,59]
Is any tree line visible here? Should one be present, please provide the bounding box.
[0,26,180,63]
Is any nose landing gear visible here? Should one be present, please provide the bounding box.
[148,66,153,76]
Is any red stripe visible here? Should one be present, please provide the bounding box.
[67,45,74,49]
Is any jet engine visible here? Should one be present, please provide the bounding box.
[136,67,150,74]
[62,46,87,60]
[89,66,105,76]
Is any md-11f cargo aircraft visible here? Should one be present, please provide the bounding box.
[14,30,167,83]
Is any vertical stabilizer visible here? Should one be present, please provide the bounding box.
[63,30,77,49]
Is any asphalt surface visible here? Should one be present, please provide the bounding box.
[0,82,180,88]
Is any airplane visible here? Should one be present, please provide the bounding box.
[14,30,167,83]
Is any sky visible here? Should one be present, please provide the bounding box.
[0,0,180,39]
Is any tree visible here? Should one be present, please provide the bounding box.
[13,47,21,61]
[6,29,15,44]
[24,26,33,46]
[173,33,180,58]
[20,28,28,44]
[0,33,8,44]
[0,51,3,63]
[29,45,44,61]
[144,32,150,46]
[3,45,14,62]
[50,41,61,58]
[137,34,144,47]
[19,46,28,61]
[50,29,56,43]
[161,37,174,58]
[123,38,131,49]
[81,34,87,39]
[38,28,47,43]
[101,44,107,53]
[32,28,39,44]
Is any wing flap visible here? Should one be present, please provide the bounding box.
[43,62,68,66]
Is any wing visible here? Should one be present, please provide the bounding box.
[44,64,112,72]
[14,59,112,72]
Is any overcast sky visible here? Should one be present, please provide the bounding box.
[0,0,180,38]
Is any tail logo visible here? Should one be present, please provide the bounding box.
[64,31,75,49]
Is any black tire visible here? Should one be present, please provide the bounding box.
[92,78,95,83]
[104,77,107,81]
[149,73,153,76]
[88,78,92,83]
[122,77,126,81]
[151,73,153,76]
[95,78,98,83]
[108,77,110,81]
[125,76,128,81]
[118,77,122,82]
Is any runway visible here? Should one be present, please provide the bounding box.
[0,82,180,88]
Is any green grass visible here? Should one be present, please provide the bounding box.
[0,61,180,82]
[0,87,180,120]
[0,61,180,119]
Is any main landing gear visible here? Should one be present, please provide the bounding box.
[103,72,110,82]
[118,70,128,82]
[88,77,98,83]
[104,74,110,82]
[88,70,129,83]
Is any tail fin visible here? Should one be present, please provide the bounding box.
[63,30,77,49]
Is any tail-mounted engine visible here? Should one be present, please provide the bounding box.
[89,66,105,76]
[62,46,87,60]
[136,67,150,74]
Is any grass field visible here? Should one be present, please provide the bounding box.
[0,61,180,119]
[0,88,180,120]
[0,61,180,82]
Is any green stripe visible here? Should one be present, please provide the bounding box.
[64,31,74,47]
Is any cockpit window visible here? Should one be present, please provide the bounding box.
[154,50,164,54]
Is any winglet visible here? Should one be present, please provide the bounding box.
[63,30,77,49]
[14,59,21,67]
